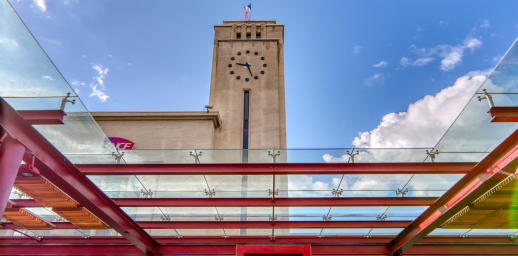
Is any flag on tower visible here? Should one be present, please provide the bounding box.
[244,4,251,20]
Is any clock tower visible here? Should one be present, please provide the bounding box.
[209,20,287,151]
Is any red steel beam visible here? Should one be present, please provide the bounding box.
[16,110,66,125]
[113,197,437,207]
[0,98,157,255]
[2,220,410,229]
[390,127,518,255]
[488,106,518,122]
[77,162,476,175]
[1,235,516,246]
[1,244,515,255]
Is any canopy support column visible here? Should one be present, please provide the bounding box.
[0,138,25,218]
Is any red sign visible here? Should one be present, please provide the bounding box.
[109,137,135,150]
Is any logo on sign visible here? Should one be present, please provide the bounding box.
[109,137,135,150]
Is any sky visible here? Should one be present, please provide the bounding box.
[8,0,518,149]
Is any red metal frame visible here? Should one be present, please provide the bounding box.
[112,197,437,207]
[488,106,518,122]
[2,220,411,229]
[237,245,311,256]
[0,138,26,219]
[390,127,518,255]
[0,98,157,255]
[0,243,516,255]
[16,110,66,125]
[77,162,475,175]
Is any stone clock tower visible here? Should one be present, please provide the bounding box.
[209,20,287,150]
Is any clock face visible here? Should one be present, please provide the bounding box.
[229,50,265,81]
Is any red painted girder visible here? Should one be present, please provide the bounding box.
[113,197,437,207]
[1,220,410,229]
[0,98,157,255]
[139,220,411,229]
[77,162,475,175]
[1,235,516,246]
[1,244,516,255]
[16,110,66,125]
[488,106,518,122]
[391,127,518,255]
[8,199,44,207]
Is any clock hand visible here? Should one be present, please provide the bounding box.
[236,63,247,66]
[247,65,253,76]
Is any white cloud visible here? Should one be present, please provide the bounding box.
[464,69,492,78]
[109,55,113,58]
[492,55,503,63]
[89,64,110,102]
[127,63,131,66]
[479,19,490,28]
[373,61,388,67]
[438,21,447,27]
[407,34,482,72]
[32,0,47,12]
[353,46,363,55]
[352,74,487,148]
[365,73,384,86]
[82,55,87,58]
[288,175,341,197]
[74,88,80,94]
[42,75,54,80]
[416,27,424,32]
[400,57,435,67]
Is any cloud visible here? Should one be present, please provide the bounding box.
[288,175,341,197]
[352,74,487,148]
[416,27,424,32]
[32,0,47,12]
[89,64,110,102]
[438,21,447,27]
[82,55,87,58]
[365,73,384,86]
[401,57,435,67]
[109,55,113,58]
[464,69,492,78]
[373,61,388,68]
[479,19,490,29]
[353,46,363,55]
[74,88,80,94]
[406,34,482,72]
[127,63,131,66]
[42,75,54,80]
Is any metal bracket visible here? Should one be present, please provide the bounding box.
[76,229,90,239]
[268,189,279,196]
[332,188,344,197]
[377,215,387,221]
[508,233,517,241]
[269,215,278,221]
[268,150,281,163]
[322,215,332,221]
[189,151,202,163]
[364,235,372,238]
[316,235,324,239]
[426,149,439,163]
[222,235,230,239]
[347,150,360,163]
[460,229,472,238]
[205,189,215,197]
[215,215,224,221]
[477,89,495,108]
[60,92,76,110]
[13,230,43,242]
[140,188,153,198]
[175,235,183,239]
[396,188,408,197]
[111,152,124,164]
[161,215,171,221]
[269,235,277,241]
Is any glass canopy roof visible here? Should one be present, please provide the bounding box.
[2,0,518,242]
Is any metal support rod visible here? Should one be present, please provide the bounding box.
[477,89,495,108]
[0,139,25,218]
[59,92,76,111]
[268,150,280,163]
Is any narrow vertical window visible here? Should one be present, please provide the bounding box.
[243,91,250,149]
[236,33,241,39]
[242,91,250,163]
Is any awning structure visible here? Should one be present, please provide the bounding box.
[2,1,518,256]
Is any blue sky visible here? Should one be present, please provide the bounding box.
[8,0,518,148]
